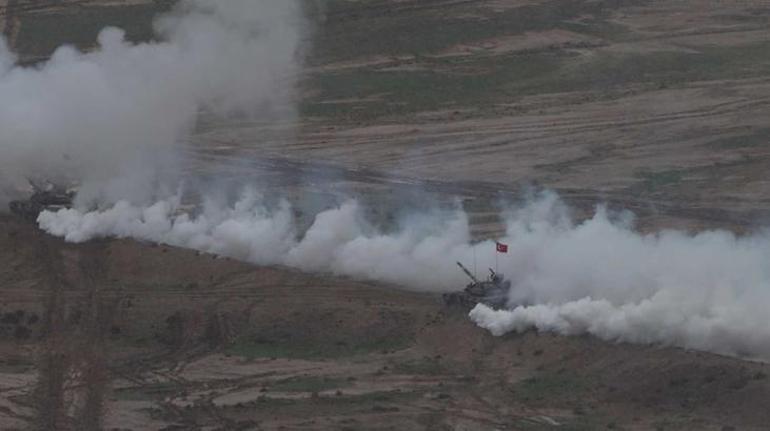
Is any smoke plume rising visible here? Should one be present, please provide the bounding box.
[0,0,303,204]
[37,191,770,360]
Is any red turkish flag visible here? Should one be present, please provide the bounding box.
[496,242,508,253]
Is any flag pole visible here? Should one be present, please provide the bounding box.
[473,242,477,279]
[495,242,498,274]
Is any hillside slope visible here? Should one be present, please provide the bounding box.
[2,215,770,430]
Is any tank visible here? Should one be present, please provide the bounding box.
[443,262,512,310]
[8,183,74,221]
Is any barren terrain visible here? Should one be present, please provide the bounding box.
[2,0,770,429]
[3,214,770,430]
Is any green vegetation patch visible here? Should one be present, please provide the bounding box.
[226,307,415,360]
[541,42,770,94]
[514,416,621,431]
[0,359,32,374]
[268,376,351,393]
[651,416,711,431]
[321,388,422,407]
[113,382,179,401]
[225,330,413,360]
[304,37,770,123]
[635,169,685,192]
[512,371,590,403]
[113,387,155,402]
[312,0,634,64]
[16,2,176,59]
[559,18,633,41]
[226,339,318,360]
[235,389,420,418]
[391,356,448,375]
[302,51,567,122]
[705,128,770,149]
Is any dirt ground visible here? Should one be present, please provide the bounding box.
[197,0,770,231]
[3,0,770,430]
[2,214,770,431]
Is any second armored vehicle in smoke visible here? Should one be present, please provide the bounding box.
[443,262,512,310]
[8,182,74,221]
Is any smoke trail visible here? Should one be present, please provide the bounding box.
[0,0,303,204]
[38,190,770,360]
[37,189,483,290]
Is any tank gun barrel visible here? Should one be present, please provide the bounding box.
[456,262,479,283]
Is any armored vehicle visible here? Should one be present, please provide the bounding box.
[8,183,74,221]
[443,262,512,309]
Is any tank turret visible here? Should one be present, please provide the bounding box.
[8,181,74,221]
[443,261,512,309]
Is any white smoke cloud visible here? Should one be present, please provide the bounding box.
[38,189,483,290]
[37,190,770,360]
[470,193,770,360]
[0,0,303,204]
[0,39,15,74]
